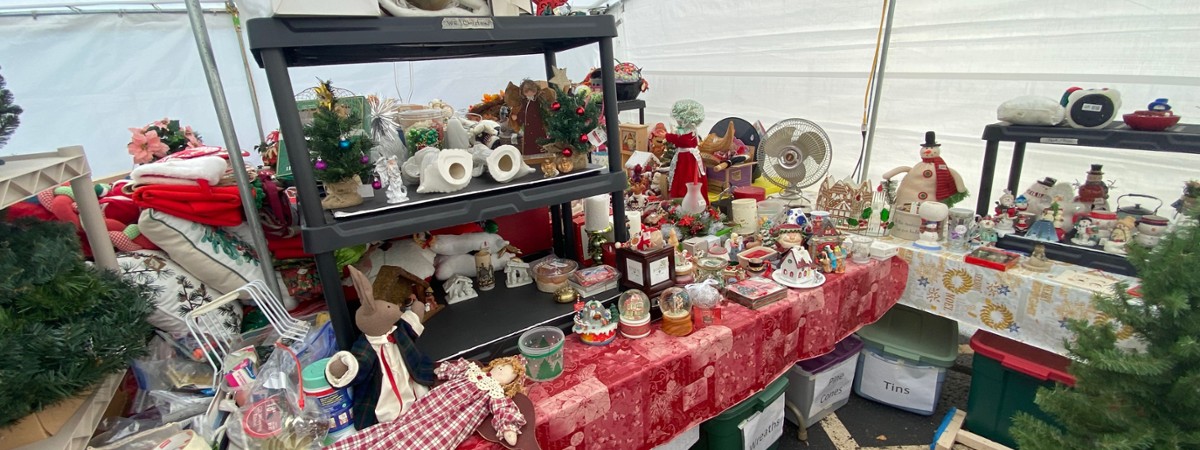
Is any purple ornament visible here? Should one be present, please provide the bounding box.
[361,154,370,164]
[315,159,327,170]
[372,178,382,189]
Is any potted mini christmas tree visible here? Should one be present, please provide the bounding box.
[306,80,374,210]
[539,81,602,176]
[1012,207,1200,449]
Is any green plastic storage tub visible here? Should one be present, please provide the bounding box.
[693,375,789,450]
[966,330,1075,448]
[852,304,958,415]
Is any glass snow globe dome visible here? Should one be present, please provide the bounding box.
[618,290,651,322]
[658,287,691,319]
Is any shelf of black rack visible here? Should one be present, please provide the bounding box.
[618,99,646,124]
[301,167,626,254]
[417,281,618,362]
[247,15,617,66]
[249,14,629,352]
[975,121,1200,215]
[995,234,1137,276]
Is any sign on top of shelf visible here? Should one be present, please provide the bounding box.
[442,17,495,30]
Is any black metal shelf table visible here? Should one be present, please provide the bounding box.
[618,99,646,124]
[249,15,629,351]
[974,121,1200,216]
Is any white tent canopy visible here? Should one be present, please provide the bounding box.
[2,0,1198,209]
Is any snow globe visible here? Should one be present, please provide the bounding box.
[686,282,723,329]
[618,290,652,339]
[572,299,617,345]
[659,287,693,337]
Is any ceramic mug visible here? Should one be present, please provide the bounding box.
[785,208,809,228]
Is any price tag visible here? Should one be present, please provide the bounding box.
[441,17,494,29]
[588,127,608,147]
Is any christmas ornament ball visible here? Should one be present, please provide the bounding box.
[551,102,561,111]
[361,154,370,164]
[315,159,327,170]
[562,148,573,157]
[579,134,589,143]
[372,178,382,189]
[576,106,585,115]
[339,139,350,149]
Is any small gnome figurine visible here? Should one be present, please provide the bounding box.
[883,131,968,211]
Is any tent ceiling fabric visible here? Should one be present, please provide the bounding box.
[613,0,1200,210]
[0,0,1197,208]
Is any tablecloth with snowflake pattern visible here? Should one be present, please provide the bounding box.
[455,256,908,450]
[894,242,1139,356]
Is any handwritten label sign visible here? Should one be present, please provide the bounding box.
[859,350,939,413]
[807,357,857,418]
[739,394,785,450]
[441,17,494,30]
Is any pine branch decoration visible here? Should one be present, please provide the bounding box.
[305,80,374,184]
[0,66,22,149]
[1012,209,1200,449]
[0,217,153,427]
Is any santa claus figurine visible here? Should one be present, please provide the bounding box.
[666,132,708,203]
[883,131,968,211]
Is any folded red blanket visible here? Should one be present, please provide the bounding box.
[132,183,244,227]
[267,234,311,260]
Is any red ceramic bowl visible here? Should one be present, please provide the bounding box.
[1123,111,1181,131]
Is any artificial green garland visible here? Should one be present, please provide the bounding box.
[0,218,153,427]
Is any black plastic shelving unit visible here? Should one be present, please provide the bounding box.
[249,15,629,351]
[618,99,646,124]
[975,121,1200,215]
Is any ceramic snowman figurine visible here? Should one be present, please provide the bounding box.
[883,131,968,211]
[1135,215,1169,248]
[977,217,999,246]
[1071,218,1098,246]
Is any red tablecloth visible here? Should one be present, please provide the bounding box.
[460,257,909,450]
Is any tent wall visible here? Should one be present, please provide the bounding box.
[0,0,599,177]
[617,0,1200,210]
[2,0,1198,209]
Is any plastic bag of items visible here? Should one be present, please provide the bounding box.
[225,342,329,450]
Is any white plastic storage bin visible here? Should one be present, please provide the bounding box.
[784,335,862,428]
[851,305,958,416]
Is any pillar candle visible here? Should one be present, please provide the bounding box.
[584,194,610,231]
[627,210,643,236]
[731,198,758,234]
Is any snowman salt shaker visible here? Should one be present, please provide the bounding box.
[1135,215,1169,248]
[1089,210,1118,240]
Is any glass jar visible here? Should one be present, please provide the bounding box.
[694,257,728,286]
[850,235,874,264]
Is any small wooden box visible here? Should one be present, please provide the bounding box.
[706,162,756,193]
[616,246,676,297]
[619,123,649,166]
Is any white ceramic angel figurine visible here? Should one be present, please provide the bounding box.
[375,155,408,204]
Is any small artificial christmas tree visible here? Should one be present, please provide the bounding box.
[305,81,374,209]
[1012,207,1200,449]
[0,65,22,150]
[0,218,153,427]
[539,84,601,173]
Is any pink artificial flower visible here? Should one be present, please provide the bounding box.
[183,126,202,147]
[128,128,154,164]
[128,128,170,164]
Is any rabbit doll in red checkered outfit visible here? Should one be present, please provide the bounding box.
[327,356,529,450]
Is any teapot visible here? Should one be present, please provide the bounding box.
[1115,194,1162,222]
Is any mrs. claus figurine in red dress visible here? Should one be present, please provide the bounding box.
[327,356,528,450]
[666,132,708,203]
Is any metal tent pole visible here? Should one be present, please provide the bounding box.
[184,0,283,301]
[226,1,267,144]
[859,0,897,183]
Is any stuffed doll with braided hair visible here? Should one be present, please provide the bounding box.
[327,356,534,450]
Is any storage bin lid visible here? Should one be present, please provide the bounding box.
[970,330,1075,386]
[796,335,863,374]
[702,375,789,427]
[855,304,959,368]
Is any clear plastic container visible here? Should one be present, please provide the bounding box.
[518,326,564,382]
[533,258,578,293]
[398,108,447,130]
